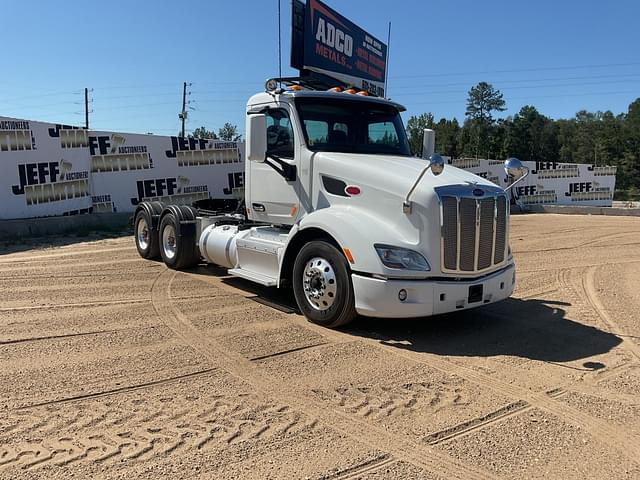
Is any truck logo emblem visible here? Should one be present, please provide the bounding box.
[472,188,484,197]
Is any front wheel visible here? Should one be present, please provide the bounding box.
[292,241,357,328]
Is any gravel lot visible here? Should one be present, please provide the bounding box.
[1,213,640,479]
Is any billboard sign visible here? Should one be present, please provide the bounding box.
[294,0,387,97]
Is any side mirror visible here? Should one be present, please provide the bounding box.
[428,153,444,176]
[503,157,530,192]
[422,128,435,159]
[504,157,526,180]
[247,114,267,162]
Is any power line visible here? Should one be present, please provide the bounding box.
[406,89,640,107]
[389,61,640,79]
[391,78,640,98]
[389,72,640,90]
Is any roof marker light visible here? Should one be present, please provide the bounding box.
[328,87,342,92]
[356,91,369,96]
[344,88,357,94]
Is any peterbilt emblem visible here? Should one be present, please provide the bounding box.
[472,188,485,197]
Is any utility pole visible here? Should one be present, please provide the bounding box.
[84,87,89,129]
[179,81,187,137]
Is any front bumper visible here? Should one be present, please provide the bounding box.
[351,263,515,318]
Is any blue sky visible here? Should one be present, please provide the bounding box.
[2,0,638,136]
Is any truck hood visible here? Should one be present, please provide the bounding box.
[313,152,500,194]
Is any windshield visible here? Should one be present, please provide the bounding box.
[294,97,412,156]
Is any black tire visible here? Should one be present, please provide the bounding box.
[158,213,199,269]
[292,240,357,328]
[134,210,160,259]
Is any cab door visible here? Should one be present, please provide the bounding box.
[246,106,300,225]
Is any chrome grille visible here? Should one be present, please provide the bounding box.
[438,187,509,274]
[494,196,507,264]
[459,198,476,271]
[441,197,458,270]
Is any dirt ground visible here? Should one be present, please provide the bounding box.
[1,213,640,479]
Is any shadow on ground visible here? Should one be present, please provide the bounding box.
[192,265,622,367]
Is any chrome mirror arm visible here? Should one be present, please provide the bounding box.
[403,154,444,214]
[504,167,530,192]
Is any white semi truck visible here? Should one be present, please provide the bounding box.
[133,79,529,328]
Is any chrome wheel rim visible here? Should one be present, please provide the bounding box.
[303,257,337,311]
[136,217,150,250]
[162,224,177,260]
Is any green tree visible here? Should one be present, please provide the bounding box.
[466,82,506,123]
[619,98,640,192]
[503,106,558,162]
[218,122,242,141]
[434,118,460,158]
[191,126,217,139]
[465,82,506,158]
[405,113,435,156]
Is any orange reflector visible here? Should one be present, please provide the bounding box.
[356,90,369,96]
[343,248,354,263]
[288,85,303,91]
[344,88,357,94]
[290,206,298,217]
[328,86,342,92]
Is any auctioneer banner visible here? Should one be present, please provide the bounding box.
[450,158,617,207]
[88,131,243,214]
[0,118,91,219]
[0,115,244,220]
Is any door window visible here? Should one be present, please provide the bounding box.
[266,109,294,158]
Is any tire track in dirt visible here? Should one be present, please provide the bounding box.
[254,273,640,465]
[366,340,640,463]
[152,269,499,480]
[1,393,315,471]
[0,298,150,313]
[184,266,640,466]
[557,266,640,366]
[0,246,134,264]
[327,455,396,479]
[0,328,124,345]
[424,400,531,445]
[15,368,218,409]
[580,266,640,362]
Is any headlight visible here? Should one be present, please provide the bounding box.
[374,244,430,271]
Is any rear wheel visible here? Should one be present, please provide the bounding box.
[134,211,159,259]
[293,241,357,328]
[159,213,199,269]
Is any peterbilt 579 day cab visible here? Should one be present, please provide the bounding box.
[133,78,529,328]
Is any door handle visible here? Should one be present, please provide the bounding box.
[252,203,266,212]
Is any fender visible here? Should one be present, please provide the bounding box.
[278,204,427,284]
[159,205,198,237]
[133,201,165,231]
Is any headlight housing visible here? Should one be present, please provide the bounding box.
[374,244,430,271]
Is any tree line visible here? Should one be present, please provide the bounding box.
[187,122,242,141]
[406,82,640,198]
